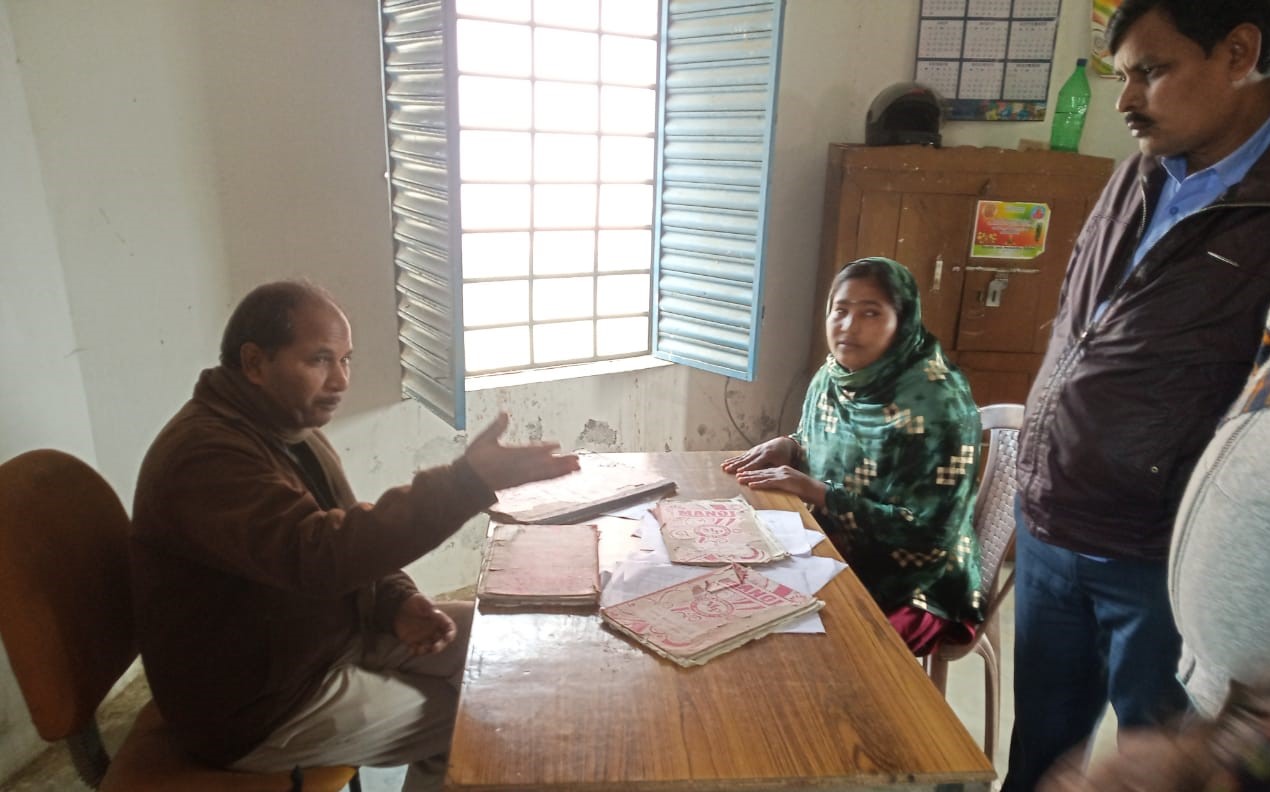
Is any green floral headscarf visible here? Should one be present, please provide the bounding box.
[793,257,984,624]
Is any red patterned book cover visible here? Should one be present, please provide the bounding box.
[476,523,600,608]
[600,564,823,667]
[654,498,788,565]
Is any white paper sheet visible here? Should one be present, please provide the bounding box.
[635,509,825,559]
[603,553,847,634]
[601,497,661,521]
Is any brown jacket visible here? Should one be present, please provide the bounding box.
[130,367,494,765]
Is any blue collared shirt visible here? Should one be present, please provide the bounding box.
[1092,113,1270,323]
[1133,113,1270,268]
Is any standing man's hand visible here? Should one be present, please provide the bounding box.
[1039,728,1216,792]
[393,593,457,656]
[464,411,580,491]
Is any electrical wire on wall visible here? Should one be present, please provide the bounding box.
[723,369,812,450]
[723,376,757,448]
[776,368,812,437]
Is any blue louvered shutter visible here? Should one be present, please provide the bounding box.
[382,0,467,429]
[381,0,784,431]
[651,0,784,380]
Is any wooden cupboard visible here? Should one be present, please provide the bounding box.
[812,144,1114,407]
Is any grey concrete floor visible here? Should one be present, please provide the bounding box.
[1,571,1118,791]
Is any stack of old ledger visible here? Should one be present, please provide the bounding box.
[596,496,822,667]
[475,523,600,608]
[653,497,789,565]
[600,564,824,667]
[489,452,675,524]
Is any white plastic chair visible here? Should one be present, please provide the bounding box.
[927,403,1024,758]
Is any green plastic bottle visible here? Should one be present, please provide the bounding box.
[1050,59,1091,152]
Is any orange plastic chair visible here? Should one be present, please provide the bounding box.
[0,449,359,791]
[927,403,1024,759]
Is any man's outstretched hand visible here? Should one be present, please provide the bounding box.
[464,411,580,491]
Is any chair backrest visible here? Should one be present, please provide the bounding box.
[0,449,137,742]
[974,404,1024,598]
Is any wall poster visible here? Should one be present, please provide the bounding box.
[970,200,1050,259]
[1091,0,1123,77]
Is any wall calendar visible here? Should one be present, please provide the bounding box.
[915,0,1062,121]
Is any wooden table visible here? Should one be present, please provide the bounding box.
[445,451,995,791]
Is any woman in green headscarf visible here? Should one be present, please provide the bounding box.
[723,257,984,655]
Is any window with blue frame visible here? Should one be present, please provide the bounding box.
[381,0,784,429]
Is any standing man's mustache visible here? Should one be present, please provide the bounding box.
[1124,112,1153,126]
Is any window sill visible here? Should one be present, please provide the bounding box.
[465,355,674,392]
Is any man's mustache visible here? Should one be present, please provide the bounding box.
[1124,112,1153,126]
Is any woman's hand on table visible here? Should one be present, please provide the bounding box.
[734,465,828,509]
[721,437,800,474]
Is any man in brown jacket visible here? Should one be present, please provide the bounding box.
[130,280,578,789]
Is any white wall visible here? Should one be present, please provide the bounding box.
[0,3,100,778]
[0,8,96,467]
[0,0,1142,780]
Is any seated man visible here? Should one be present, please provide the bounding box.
[129,280,578,789]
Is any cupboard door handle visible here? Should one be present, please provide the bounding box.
[964,265,1041,274]
[932,256,943,293]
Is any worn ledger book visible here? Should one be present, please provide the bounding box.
[490,453,675,524]
[600,564,823,667]
[476,523,601,608]
[654,497,789,565]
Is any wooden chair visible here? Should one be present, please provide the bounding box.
[927,403,1024,759]
[0,449,359,791]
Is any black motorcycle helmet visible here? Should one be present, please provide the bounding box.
[865,82,945,147]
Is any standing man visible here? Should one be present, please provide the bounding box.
[1006,1,1270,788]
[131,280,579,790]
[1037,309,1270,792]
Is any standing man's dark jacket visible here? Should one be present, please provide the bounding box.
[1017,148,1270,561]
